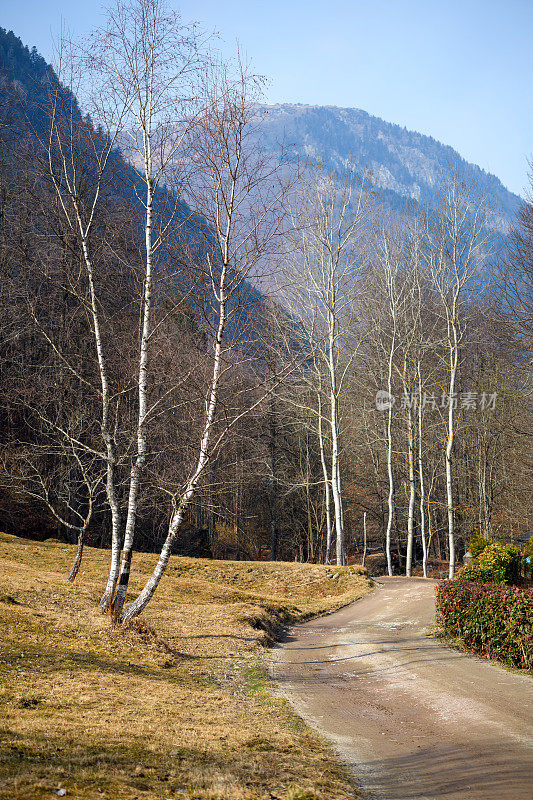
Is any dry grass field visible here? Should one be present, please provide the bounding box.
[0,532,373,800]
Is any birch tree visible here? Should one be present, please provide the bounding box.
[414,259,450,577]
[120,57,287,620]
[426,171,492,578]
[397,267,419,577]
[33,0,209,610]
[88,0,206,612]
[279,166,372,565]
[316,377,333,562]
[35,38,128,604]
[370,217,407,575]
[396,220,432,576]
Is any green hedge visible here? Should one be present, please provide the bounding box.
[461,541,523,584]
[435,580,533,670]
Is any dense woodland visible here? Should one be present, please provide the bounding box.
[0,1,531,620]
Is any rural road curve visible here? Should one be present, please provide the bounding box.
[270,577,533,800]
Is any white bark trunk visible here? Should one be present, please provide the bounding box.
[403,359,415,577]
[446,317,458,579]
[46,98,123,609]
[121,258,227,622]
[385,330,395,577]
[112,179,153,614]
[76,231,121,612]
[406,402,416,577]
[67,531,85,582]
[317,391,332,564]
[328,313,345,566]
[417,362,428,578]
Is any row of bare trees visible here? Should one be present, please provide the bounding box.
[270,164,531,576]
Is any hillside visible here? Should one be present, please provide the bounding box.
[0,27,265,344]
[0,532,373,799]
[2,24,517,232]
[255,103,520,230]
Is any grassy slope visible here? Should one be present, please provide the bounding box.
[0,532,373,800]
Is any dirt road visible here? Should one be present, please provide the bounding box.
[270,577,533,800]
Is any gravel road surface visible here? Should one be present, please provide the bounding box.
[270,577,533,800]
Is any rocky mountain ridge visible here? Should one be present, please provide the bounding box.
[255,103,520,229]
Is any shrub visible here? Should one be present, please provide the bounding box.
[436,580,533,669]
[458,561,487,582]
[459,541,522,584]
[467,533,491,559]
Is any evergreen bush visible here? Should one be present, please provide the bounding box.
[436,580,533,669]
[460,541,522,584]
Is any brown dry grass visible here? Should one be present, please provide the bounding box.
[0,532,373,800]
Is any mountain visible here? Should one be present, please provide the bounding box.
[255,104,520,231]
[0,25,518,265]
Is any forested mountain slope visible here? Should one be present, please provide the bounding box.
[0,26,275,559]
[0,26,266,339]
[255,103,520,230]
[1,24,515,254]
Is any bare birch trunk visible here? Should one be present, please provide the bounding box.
[304,446,314,562]
[385,330,395,576]
[417,361,428,578]
[118,51,287,619]
[68,531,85,582]
[328,344,345,564]
[112,179,153,614]
[425,171,491,579]
[121,259,227,622]
[445,318,458,579]
[317,390,332,564]
[327,307,345,566]
[268,394,278,561]
[76,230,121,611]
[279,166,369,569]
[405,400,416,577]
[402,356,416,577]
[44,87,123,607]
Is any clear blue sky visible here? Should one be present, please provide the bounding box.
[3,0,531,196]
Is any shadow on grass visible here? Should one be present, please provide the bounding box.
[0,725,323,799]
[0,642,215,685]
[0,730,245,796]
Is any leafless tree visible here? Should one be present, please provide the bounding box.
[277,165,372,565]
[120,55,288,620]
[425,169,492,577]
[86,0,208,613]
